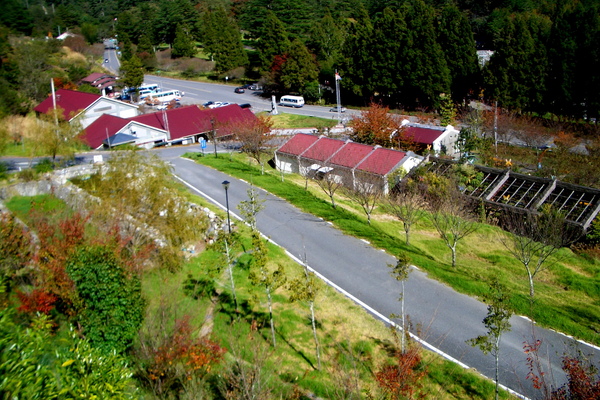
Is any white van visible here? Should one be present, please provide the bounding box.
[279,95,305,108]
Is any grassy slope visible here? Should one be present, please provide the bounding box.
[4,191,513,399]
[183,151,600,347]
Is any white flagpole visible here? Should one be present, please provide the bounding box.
[335,71,342,124]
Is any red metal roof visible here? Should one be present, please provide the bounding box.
[276,133,320,156]
[302,137,346,162]
[357,147,407,175]
[329,141,374,168]
[81,114,129,149]
[80,73,109,84]
[277,133,411,176]
[405,126,444,145]
[130,104,257,140]
[34,89,100,121]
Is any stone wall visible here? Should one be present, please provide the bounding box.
[0,165,229,244]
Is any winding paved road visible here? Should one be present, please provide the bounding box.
[155,145,600,400]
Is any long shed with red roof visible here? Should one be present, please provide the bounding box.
[275,133,424,194]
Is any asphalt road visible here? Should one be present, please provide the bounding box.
[156,144,600,400]
[102,44,120,75]
[143,75,357,123]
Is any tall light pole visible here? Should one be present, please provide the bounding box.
[222,180,231,234]
[335,70,342,124]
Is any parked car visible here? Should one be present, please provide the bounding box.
[234,87,245,94]
[330,106,347,113]
[207,102,231,109]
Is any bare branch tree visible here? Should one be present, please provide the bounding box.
[429,195,478,268]
[288,249,322,369]
[314,166,345,209]
[343,175,384,225]
[388,253,411,353]
[237,183,265,231]
[467,279,513,400]
[499,206,580,302]
[384,190,425,246]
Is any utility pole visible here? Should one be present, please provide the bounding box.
[494,100,498,155]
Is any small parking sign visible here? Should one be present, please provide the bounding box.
[200,138,207,149]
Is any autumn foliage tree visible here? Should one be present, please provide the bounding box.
[231,114,274,173]
[31,212,88,315]
[375,330,426,400]
[138,315,226,397]
[551,355,600,400]
[350,102,400,147]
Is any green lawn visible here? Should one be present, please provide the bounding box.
[260,112,339,129]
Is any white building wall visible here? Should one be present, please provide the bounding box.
[78,99,140,128]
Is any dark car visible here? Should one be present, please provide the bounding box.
[234,87,245,94]
[104,59,109,63]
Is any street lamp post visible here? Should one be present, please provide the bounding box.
[222,180,231,234]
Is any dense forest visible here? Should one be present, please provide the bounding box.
[1,0,599,122]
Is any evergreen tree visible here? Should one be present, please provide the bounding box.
[571,1,600,121]
[437,3,480,104]
[256,11,290,72]
[484,12,550,112]
[399,0,451,110]
[201,7,248,73]
[279,39,319,93]
[171,26,196,58]
[307,13,345,75]
[120,55,144,91]
[544,0,577,118]
[120,33,134,62]
[0,0,34,35]
[370,8,408,104]
[155,0,199,47]
[340,6,374,101]
[137,34,155,55]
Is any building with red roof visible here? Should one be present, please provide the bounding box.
[395,120,461,157]
[275,133,424,194]
[81,114,167,149]
[34,89,139,129]
[81,103,258,149]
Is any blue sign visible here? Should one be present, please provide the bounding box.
[200,138,207,149]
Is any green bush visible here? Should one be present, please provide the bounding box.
[34,158,54,173]
[0,162,8,180]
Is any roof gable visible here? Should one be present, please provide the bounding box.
[276,133,320,156]
[357,147,407,175]
[130,104,257,141]
[34,89,101,121]
[302,137,346,162]
[80,73,112,84]
[82,114,130,149]
[405,126,445,145]
[329,141,374,168]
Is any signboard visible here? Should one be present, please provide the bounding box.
[200,138,207,149]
